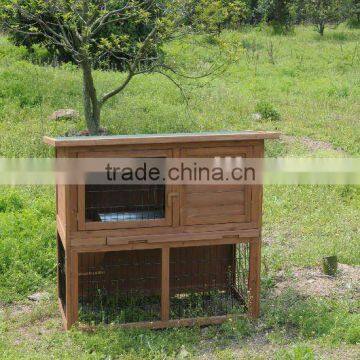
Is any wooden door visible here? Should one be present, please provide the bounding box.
[180,146,253,226]
[77,149,175,231]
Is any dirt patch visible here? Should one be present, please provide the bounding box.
[280,135,345,153]
[1,302,34,317]
[273,264,360,298]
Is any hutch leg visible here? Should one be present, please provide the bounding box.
[65,250,79,330]
[248,237,261,318]
[161,246,170,322]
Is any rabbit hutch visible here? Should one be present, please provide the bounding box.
[44,131,279,330]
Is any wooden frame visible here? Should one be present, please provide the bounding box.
[46,131,279,330]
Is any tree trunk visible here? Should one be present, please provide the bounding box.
[80,59,101,135]
[319,22,325,36]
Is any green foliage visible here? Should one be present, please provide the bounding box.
[0,187,56,302]
[0,0,169,71]
[192,0,250,35]
[274,344,315,360]
[255,100,281,121]
[304,0,345,35]
[257,0,295,33]
[346,0,360,26]
[263,290,360,344]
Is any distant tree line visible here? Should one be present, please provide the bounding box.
[0,0,359,70]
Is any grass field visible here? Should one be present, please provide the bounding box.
[0,25,359,359]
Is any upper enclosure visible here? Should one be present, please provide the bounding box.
[44,131,280,148]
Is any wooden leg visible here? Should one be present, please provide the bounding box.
[65,250,79,330]
[248,237,261,318]
[71,250,79,325]
[161,246,170,321]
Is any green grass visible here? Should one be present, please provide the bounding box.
[0,24,359,358]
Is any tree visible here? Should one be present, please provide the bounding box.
[304,0,344,35]
[192,0,249,35]
[2,2,161,71]
[257,0,295,33]
[347,0,360,24]
[0,0,219,135]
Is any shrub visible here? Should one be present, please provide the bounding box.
[257,0,295,34]
[255,100,281,121]
[0,192,24,212]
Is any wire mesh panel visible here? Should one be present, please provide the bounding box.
[85,184,165,223]
[78,249,162,324]
[57,237,66,312]
[169,243,249,319]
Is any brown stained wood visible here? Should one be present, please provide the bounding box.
[71,250,79,324]
[248,237,261,318]
[181,145,251,157]
[180,145,254,227]
[76,236,253,253]
[57,184,66,225]
[47,134,271,329]
[250,142,264,228]
[44,131,280,148]
[65,242,72,327]
[185,191,245,208]
[161,246,170,321]
[57,216,66,248]
[70,221,257,242]
[185,184,245,193]
[78,148,173,158]
[106,230,259,247]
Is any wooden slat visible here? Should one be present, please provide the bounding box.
[105,229,259,247]
[184,213,247,226]
[184,191,245,208]
[181,145,251,157]
[70,250,79,324]
[70,222,258,242]
[185,184,245,193]
[43,131,280,147]
[161,247,170,321]
[187,204,245,217]
[248,237,261,318]
[75,236,255,253]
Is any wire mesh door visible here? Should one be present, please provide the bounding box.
[169,243,249,319]
[78,249,162,324]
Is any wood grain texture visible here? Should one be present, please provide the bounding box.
[48,136,271,329]
[44,131,279,147]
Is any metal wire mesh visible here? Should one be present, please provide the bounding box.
[77,243,250,325]
[58,237,66,312]
[169,243,249,319]
[85,184,165,223]
[78,249,162,324]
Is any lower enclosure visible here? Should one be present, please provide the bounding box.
[75,243,250,325]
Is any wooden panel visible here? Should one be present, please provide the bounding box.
[74,236,255,253]
[180,146,253,226]
[105,229,259,247]
[185,184,245,193]
[70,221,258,243]
[57,184,66,224]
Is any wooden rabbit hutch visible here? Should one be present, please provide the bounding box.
[44,131,279,330]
